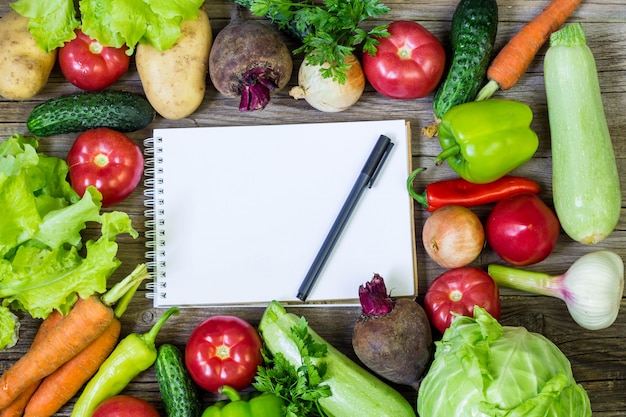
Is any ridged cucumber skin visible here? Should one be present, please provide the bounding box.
[544,24,621,244]
[155,344,203,417]
[433,0,498,120]
[27,90,156,137]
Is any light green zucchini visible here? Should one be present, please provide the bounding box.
[544,23,621,244]
[258,301,416,417]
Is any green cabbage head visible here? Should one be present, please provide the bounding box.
[417,306,591,417]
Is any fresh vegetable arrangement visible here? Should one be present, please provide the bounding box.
[0,0,623,415]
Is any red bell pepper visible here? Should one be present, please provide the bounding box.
[407,168,541,211]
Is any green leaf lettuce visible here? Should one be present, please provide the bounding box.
[417,306,592,417]
[10,0,204,54]
[0,134,137,338]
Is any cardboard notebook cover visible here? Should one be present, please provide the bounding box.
[144,120,417,306]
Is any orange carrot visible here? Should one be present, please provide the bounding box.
[23,319,122,417]
[19,264,149,417]
[476,0,582,100]
[0,312,63,417]
[0,296,114,409]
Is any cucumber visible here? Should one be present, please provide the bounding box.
[155,343,203,417]
[544,23,621,244]
[432,0,498,120]
[259,301,416,417]
[27,90,155,137]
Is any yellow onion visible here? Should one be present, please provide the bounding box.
[289,53,365,112]
[422,205,485,268]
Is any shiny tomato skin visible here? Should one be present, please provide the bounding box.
[363,20,446,99]
[59,29,130,91]
[425,267,501,334]
[486,193,561,266]
[185,315,263,393]
[67,128,143,207]
[92,395,160,417]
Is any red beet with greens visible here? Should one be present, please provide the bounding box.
[209,5,292,111]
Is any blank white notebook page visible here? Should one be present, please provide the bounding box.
[147,119,416,306]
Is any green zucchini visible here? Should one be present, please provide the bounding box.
[432,0,498,120]
[258,301,416,417]
[27,90,155,137]
[544,23,621,244]
[155,343,203,417]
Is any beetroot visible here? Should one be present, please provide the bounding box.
[208,6,292,111]
[352,274,432,390]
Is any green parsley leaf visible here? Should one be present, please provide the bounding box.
[235,0,390,83]
[253,317,332,416]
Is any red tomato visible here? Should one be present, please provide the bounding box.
[486,193,561,266]
[92,395,160,417]
[59,29,130,91]
[363,20,446,99]
[185,315,263,393]
[424,267,501,334]
[67,128,143,207]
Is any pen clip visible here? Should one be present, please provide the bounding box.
[368,138,394,188]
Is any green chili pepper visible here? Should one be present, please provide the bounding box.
[202,386,284,417]
[70,306,179,417]
[435,99,539,184]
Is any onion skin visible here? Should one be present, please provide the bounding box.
[289,53,365,112]
[422,205,485,268]
[352,275,432,390]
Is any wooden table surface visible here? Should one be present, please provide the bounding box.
[1,1,625,415]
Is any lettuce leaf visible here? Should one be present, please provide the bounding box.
[10,0,80,53]
[417,306,592,417]
[0,307,19,351]
[10,0,204,54]
[0,135,137,336]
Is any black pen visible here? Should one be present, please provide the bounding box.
[296,134,394,302]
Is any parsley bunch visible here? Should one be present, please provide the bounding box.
[253,317,332,416]
[233,0,390,83]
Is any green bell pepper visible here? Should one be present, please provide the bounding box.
[202,386,284,417]
[435,99,539,184]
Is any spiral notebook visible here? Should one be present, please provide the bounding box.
[144,120,417,307]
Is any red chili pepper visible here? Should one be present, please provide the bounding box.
[407,168,541,211]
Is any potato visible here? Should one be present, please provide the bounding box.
[0,10,57,100]
[136,8,212,120]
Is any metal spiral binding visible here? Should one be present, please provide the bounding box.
[143,137,167,300]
